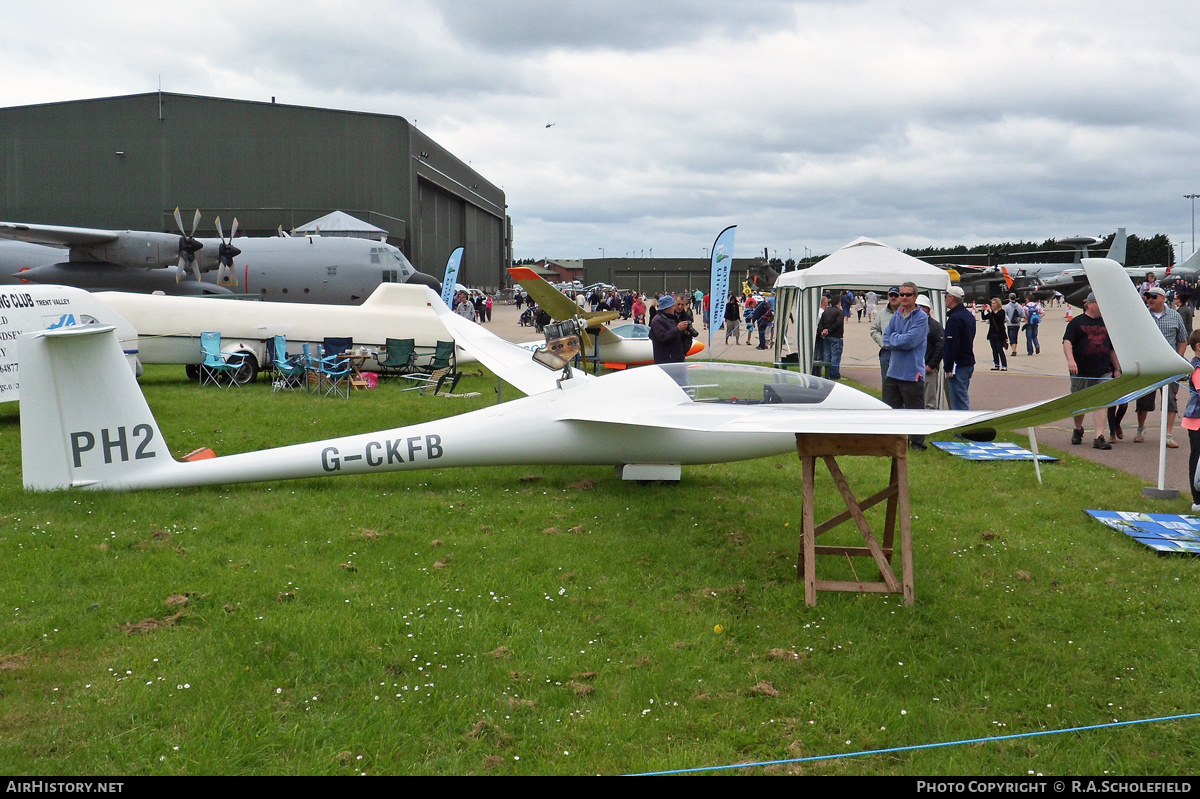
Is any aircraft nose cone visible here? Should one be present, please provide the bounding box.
[406,271,443,294]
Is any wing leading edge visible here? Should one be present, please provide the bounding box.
[0,221,120,247]
[558,259,1189,439]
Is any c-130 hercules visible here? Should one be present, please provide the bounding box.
[0,209,442,304]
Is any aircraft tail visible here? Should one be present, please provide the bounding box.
[20,325,179,491]
[1107,227,1127,265]
[1178,247,1200,273]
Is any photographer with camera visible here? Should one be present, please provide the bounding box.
[650,293,695,364]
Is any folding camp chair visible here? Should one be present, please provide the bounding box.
[377,338,418,381]
[402,340,462,395]
[322,337,353,358]
[318,354,352,398]
[301,342,322,393]
[199,332,249,388]
[270,335,306,392]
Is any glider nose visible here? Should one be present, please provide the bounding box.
[687,341,706,356]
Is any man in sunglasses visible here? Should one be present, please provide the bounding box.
[883,281,929,450]
[1133,287,1187,446]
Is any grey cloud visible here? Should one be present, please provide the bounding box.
[214,7,542,99]
[435,0,801,53]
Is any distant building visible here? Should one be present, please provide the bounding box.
[523,259,584,283]
[0,92,510,289]
[575,257,769,294]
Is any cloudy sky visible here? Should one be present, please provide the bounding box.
[2,0,1198,262]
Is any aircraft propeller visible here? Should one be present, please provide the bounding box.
[214,216,240,287]
[173,207,204,283]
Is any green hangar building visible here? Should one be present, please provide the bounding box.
[0,92,510,289]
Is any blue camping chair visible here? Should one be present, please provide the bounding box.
[318,353,352,398]
[322,336,353,358]
[319,336,355,397]
[270,335,306,392]
[300,342,323,393]
[199,332,250,388]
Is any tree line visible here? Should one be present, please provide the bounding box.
[903,232,1174,268]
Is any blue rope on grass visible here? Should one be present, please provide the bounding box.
[623,711,1200,776]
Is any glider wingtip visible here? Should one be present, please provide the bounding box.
[508,267,541,282]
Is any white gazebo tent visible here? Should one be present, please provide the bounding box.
[773,236,951,379]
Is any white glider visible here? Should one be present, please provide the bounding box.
[96,282,470,382]
[18,259,1189,491]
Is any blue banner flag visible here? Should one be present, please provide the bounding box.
[440,247,464,307]
[707,225,736,352]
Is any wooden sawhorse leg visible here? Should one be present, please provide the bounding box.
[794,434,914,607]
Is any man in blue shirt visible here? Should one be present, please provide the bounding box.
[883,281,929,449]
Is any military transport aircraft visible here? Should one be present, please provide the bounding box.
[17,258,1188,492]
[948,229,1169,306]
[0,210,442,303]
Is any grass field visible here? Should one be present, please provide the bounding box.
[2,365,1199,775]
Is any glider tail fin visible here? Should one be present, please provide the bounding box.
[20,325,177,491]
[950,258,1192,436]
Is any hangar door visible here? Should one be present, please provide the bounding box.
[417,180,465,276]
[417,178,506,289]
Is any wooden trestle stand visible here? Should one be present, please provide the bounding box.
[794,434,914,607]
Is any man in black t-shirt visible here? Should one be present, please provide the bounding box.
[1063,292,1122,449]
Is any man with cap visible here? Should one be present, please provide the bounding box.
[916,294,944,409]
[870,286,902,385]
[1133,286,1188,446]
[942,285,976,410]
[650,293,693,364]
[1003,293,1025,357]
[1063,292,1121,449]
[453,290,476,321]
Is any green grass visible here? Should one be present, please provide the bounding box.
[1,365,1199,775]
